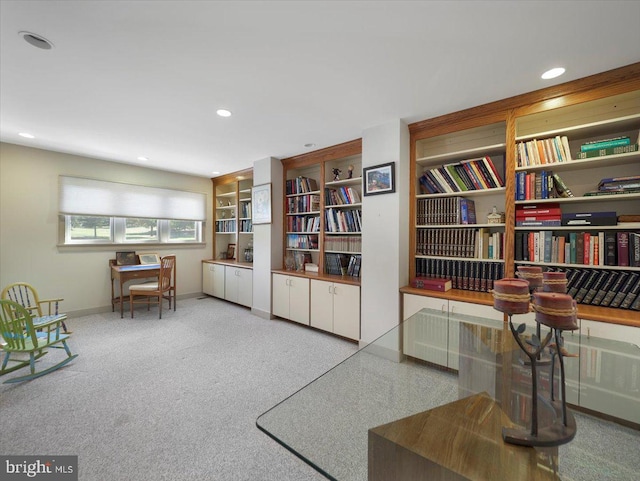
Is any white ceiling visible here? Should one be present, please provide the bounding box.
[1,1,639,178]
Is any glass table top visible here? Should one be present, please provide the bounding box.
[256,308,640,481]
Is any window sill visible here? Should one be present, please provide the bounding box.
[57,242,207,252]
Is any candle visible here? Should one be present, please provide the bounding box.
[492,278,531,314]
[543,271,567,293]
[517,266,543,289]
[532,292,578,330]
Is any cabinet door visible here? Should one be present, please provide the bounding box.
[403,293,447,321]
[288,276,310,325]
[202,264,214,295]
[212,264,225,298]
[310,280,333,333]
[237,268,253,308]
[332,283,360,341]
[272,274,290,319]
[224,266,239,303]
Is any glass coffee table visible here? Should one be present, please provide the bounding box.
[257,308,640,481]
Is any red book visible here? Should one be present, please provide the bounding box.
[583,233,591,265]
[412,277,452,292]
[617,232,630,266]
[516,204,561,218]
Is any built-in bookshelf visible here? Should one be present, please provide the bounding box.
[412,121,507,296]
[282,140,363,279]
[212,169,253,262]
[408,63,640,326]
[513,90,640,314]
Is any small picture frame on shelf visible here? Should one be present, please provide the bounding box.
[252,183,272,224]
[226,243,236,260]
[116,251,136,266]
[138,252,160,265]
[363,162,395,196]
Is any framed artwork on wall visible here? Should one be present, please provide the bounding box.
[363,162,395,196]
[252,183,272,224]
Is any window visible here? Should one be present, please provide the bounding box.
[125,218,159,242]
[59,176,206,246]
[68,216,112,242]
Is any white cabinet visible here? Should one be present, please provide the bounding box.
[402,294,504,369]
[272,273,310,325]
[202,262,225,298]
[310,280,360,341]
[225,265,253,308]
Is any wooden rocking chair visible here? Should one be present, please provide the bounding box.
[1,282,69,333]
[0,299,78,383]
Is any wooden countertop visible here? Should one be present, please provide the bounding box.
[202,259,253,269]
[271,269,361,286]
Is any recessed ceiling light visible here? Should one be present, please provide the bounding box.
[541,67,565,80]
[19,31,54,50]
[137,156,149,161]
[212,171,221,175]
[18,132,35,139]
[216,109,232,118]
[304,143,316,148]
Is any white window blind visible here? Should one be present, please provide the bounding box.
[59,176,206,221]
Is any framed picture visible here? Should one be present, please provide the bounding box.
[138,252,160,265]
[226,243,236,260]
[363,162,396,196]
[116,251,136,266]
[252,183,272,224]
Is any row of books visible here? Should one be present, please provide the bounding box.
[239,219,252,233]
[325,186,361,206]
[418,156,504,195]
[416,228,504,260]
[515,230,640,267]
[286,234,318,250]
[239,201,251,219]
[287,215,320,233]
[516,133,640,166]
[516,136,572,167]
[325,208,362,233]
[325,253,361,277]
[215,219,236,233]
[515,171,573,201]
[416,197,476,225]
[543,266,640,310]
[286,176,318,195]
[414,258,505,293]
[286,194,320,214]
[324,235,361,253]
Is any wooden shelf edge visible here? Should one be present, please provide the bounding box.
[272,269,361,286]
[399,286,495,307]
[202,259,254,269]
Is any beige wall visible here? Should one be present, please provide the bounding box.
[0,142,213,315]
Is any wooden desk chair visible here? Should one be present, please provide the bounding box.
[129,255,176,319]
[0,299,78,383]
[1,282,69,333]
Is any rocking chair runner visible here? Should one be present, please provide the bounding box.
[0,299,78,383]
[1,282,69,333]
[129,255,176,318]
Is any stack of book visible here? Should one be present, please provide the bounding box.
[515,171,573,200]
[585,175,640,197]
[286,176,318,195]
[415,258,504,292]
[287,215,320,233]
[416,197,476,225]
[516,203,561,227]
[543,267,640,310]
[325,186,361,205]
[325,253,361,277]
[575,133,639,160]
[418,156,504,194]
[516,135,572,167]
[515,231,640,267]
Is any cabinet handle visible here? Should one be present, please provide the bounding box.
[329,285,332,294]
[333,286,337,295]
[441,304,446,313]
